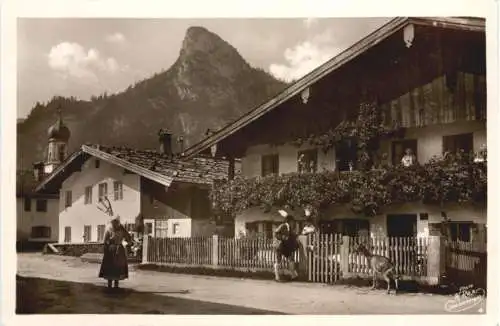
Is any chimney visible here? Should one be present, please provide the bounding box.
[205,128,215,137]
[177,136,185,153]
[158,129,173,156]
[33,161,45,182]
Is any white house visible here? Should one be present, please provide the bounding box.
[182,17,487,243]
[16,170,59,246]
[35,130,230,243]
[17,108,71,248]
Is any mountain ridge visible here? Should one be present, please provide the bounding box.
[17,26,287,169]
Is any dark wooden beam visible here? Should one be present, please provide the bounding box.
[228,157,235,180]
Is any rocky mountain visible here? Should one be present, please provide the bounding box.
[17,26,287,169]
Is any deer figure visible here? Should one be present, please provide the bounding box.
[97,196,114,216]
[354,243,399,294]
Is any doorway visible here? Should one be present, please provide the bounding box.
[392,139,418,166]
[386,214,417,237]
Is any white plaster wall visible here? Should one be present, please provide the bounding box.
[395,120,486,163]
[234,202,486,239]
[234,207,285,238]
[166,218,192,238]
[58,157,141,243]
[242,143,335,178]
[240,120,485,178]
[17,197,59,242]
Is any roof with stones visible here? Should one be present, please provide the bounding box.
[93,144,230,185]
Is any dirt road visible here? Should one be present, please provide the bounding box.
[16,253,486,314]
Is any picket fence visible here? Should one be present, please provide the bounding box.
[445,240,487,289]
[144,235,299,271]
[347,236,429,277]
[143,234,433,283]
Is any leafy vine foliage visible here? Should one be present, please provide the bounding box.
[210,101,486,219]
[210,155,486,219]
[290,101,402,170]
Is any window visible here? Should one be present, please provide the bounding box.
[24,198,31,212]
[35,199,47,212]
[97,225,106,242]
[84,186,93,205]
[342,219,370,237]
[443,133,473,156]
[261,154,279,177]
[64,191,72,208]
[172,223,180,235]
[31,226,51,239]
[58,144,66,162]
[83,225,92,242]
[155,220,168,238]
[113,181,123,201]
[449,222,473,242]
[98,182,108,202]
[335,139,358,172]
[245,222,259,236]
[64,226,71,243]
[145,222,154,236]
[321,219,370,237]
[263,221,274,239]
[95,159,100,168]
[392,139,418,166]
[298,149,318,173]
[387,214,417,237]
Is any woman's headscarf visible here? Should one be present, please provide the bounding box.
[109,215,121,230]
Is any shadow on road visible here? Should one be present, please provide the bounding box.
[16,276,285,315]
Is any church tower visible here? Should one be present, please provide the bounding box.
[43,106,71,174]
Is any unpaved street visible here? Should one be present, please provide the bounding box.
[17,253,485,314]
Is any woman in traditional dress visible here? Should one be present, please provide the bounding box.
[273,210,299,282]
[401,148,417,167]
[99,216,133,289]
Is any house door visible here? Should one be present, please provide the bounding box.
[386,214,417,237]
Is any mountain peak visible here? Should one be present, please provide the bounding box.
[179,26,250,74]
[182,26,230,54]
[18,27,287,169]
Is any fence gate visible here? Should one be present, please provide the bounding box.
[445,240,487,290]
[306,233,342,283]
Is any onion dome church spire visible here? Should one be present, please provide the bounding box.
[44,105,71,174]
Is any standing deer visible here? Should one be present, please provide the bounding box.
[354,243,400,294]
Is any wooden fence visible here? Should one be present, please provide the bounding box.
[144,235,298,271]
[146,237,213,266]
[445,240,487,289]
[142,234,468,285]
[306,233,342,283]
[344,236,429,280]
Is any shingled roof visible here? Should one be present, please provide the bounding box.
[35,144,230,194]
[93,145,229,185]
[17,170,37,197]
[17,170,58,198]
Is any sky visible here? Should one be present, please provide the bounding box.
[17,17,392,118]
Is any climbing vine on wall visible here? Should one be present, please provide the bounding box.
[290,102,402,151]
[210,151,487,219]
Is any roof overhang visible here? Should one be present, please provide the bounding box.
[182,16,485,159]
[35,145,175,194]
